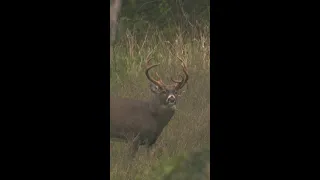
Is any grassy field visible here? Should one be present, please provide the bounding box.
[110,23,210,179]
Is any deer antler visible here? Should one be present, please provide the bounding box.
[155,72,167,85]
[171,75,184,84]
[145,54,166,89]
[173,56,189,90]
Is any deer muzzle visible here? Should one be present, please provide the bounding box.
[166,94,176,105]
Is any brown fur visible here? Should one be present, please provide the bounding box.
[110,92,176,157]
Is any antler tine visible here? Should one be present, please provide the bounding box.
[145,54,165,88]
[155,72,161,79]
[155,72,166,84]
[171,75,184,84]
[145,51,154,67]
[175,55,189,89]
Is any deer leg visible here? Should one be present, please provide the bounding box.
[146,139,157,157]
[128,134,140,158]
[129,141,139,158]
[146,144,155,157]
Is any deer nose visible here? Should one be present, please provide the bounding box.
[167,95,176,104]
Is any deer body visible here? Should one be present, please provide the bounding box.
[110,56,188,157]
[110,96,175,146]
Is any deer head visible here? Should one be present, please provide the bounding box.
[145,56,189,108]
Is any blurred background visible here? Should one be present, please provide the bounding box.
[110,0,210,179]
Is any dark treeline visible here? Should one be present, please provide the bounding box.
[120,0,210,24]
[116,0,210,40]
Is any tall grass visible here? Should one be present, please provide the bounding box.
[110,21,210,179]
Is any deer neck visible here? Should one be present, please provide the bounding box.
[148,96,176,126]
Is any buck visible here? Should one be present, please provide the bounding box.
[110,56,189,157]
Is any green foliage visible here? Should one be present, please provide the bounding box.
[159,0,170,16]
[142,149,210,180]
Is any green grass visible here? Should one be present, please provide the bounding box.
[110,23,210,180]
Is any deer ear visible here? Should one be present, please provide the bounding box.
[150,83,161,94]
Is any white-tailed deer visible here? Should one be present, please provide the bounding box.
[110,56,189,157]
